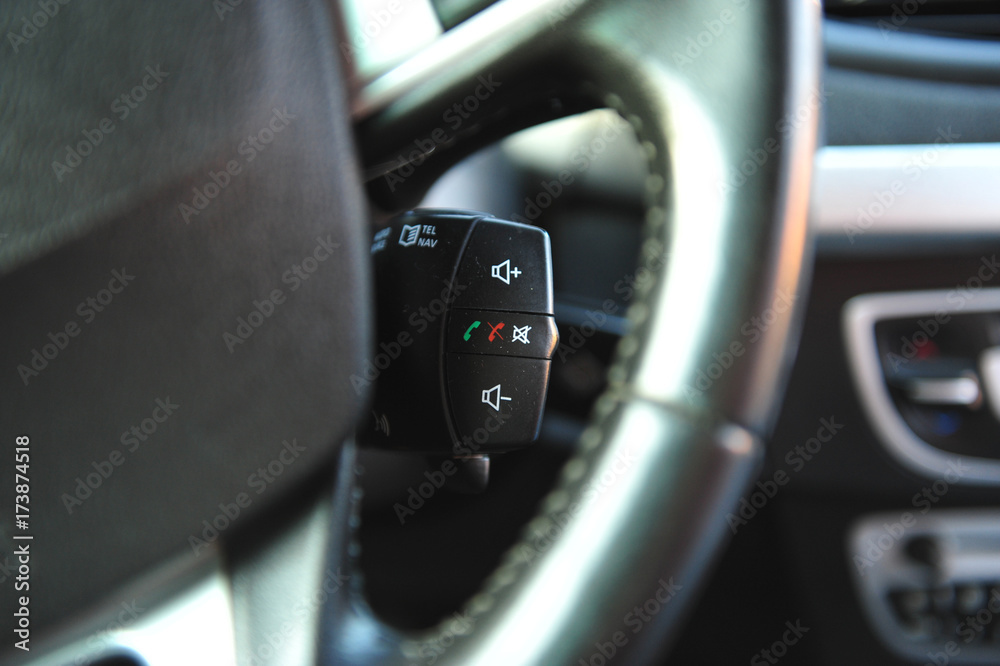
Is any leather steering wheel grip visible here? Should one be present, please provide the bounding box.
[331,0,820,664]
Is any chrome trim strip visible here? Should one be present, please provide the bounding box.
[812,143,1000,240]
[843,289,1000,485]
[904,376,980,407]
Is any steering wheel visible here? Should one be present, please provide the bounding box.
[1,0,818,664]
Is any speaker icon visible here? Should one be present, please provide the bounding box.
[481,383,512,412]
[372,410,390,436]
[490,259,522,285]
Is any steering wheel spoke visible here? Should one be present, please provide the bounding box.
[335,0,820,664]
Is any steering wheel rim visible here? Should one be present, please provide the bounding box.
[328,0,820,663]
[0,0,818,663]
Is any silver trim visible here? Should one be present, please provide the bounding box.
[904,376,981,407]
[848,508,1000,664]
[843,289,1000,485]
[352,0,569,118]
[978,346,1000,423]
[18,548,237,666]
[811,143,1000,239]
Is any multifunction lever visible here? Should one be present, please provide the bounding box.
[358,209,557,457]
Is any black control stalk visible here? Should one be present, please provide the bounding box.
[358,209,558,461]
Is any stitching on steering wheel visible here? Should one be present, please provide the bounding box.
[338,87,669,659]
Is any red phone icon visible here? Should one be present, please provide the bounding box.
[487,322,505,341]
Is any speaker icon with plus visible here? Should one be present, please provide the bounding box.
[491,259,522,285]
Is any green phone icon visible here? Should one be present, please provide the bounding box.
[463,321,481,341]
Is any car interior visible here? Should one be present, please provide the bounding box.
[3,0,1000,664]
